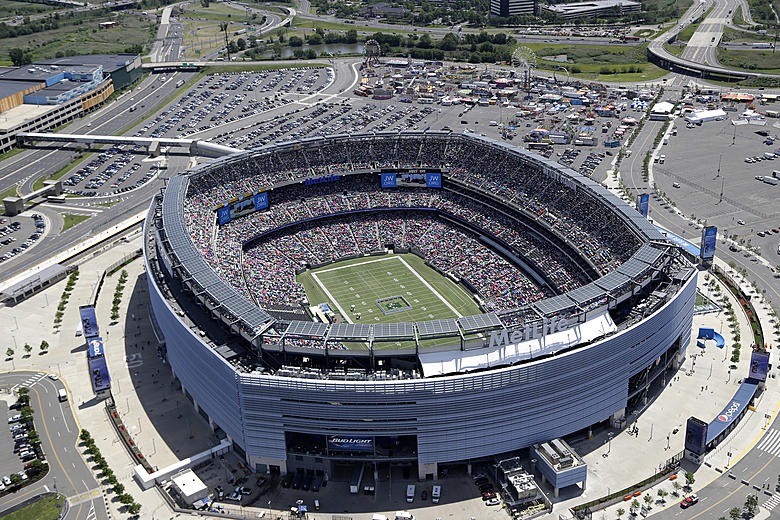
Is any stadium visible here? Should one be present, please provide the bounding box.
[144,131,697,482]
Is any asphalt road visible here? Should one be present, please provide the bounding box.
[0,371,104,520]
[0,72,194,284]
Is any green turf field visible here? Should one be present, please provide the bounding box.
[297,254,481,339]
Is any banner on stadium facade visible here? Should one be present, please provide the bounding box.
[749,350,770,382]
[700,226,717,260]
[327,435,374,452]
[637,193,649,217]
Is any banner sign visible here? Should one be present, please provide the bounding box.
[79,305,100,339]
[700,226,717,260]
[327,435,374,452]
[637,193,649,217]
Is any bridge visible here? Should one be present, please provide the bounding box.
[646,39,759,82]
[17,132,243,158]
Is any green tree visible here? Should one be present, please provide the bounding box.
[5,348,13,358]
[684,471,695,489]
[200,0,209,6]
[307,32,323,45]
[9,473,22,487]
[744,494,758,516]
[657,489,668,502]
[119,493,134,505]
[9,48,32,66]
[643,494,653,508]
[345,29,357,43]
[23,343,31,356]
[236,37,246,50]
[128,502,141,515]
[616,508,625,519]
[113,482,125,495]
[631,498,640,511]
[729,506,742,520]
[288,35,303,47]
[438,32,459,51]
[80,429,92,443]
[39,340,49,353]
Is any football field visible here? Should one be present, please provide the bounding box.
[297,254,481,330]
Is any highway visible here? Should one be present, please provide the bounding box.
[0,372,105,520]
[0,71,193,285]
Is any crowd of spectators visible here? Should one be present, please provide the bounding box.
[182,134,643,318]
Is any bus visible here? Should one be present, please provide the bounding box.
[47,195,67,203]
[175,79,185,88]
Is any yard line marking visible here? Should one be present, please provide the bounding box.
[314,255,398,275]
[311,271,353,324]
[396,256,462,317]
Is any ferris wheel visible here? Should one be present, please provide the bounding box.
[511,46,537,89]
[363,39,381,68]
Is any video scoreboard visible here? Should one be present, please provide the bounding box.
[380,168,443,189]
[216,191,269,226]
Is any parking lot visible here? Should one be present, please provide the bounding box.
[656,102,780,264]
[0,400,33,493]
[0,214,46,265]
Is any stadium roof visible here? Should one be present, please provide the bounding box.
[417,318,460,337]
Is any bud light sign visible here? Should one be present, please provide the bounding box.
[327,435,374,452]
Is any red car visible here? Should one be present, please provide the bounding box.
[680,494,699,508]
[482,491,496,501]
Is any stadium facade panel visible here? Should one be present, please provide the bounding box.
[145,132,697,479]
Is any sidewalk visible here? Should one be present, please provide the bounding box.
[551,259,780,519]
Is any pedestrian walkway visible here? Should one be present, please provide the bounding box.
[762,493,780,512]
[756,428,780,457]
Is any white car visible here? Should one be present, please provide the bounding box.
[48,374,58,381]
[485,497,501,506]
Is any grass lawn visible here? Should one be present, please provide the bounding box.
[2,493,65,520]
[298,254,481,349]
[0,184,19,199]
[721,26,774,44]
[61,213,90,232]
[717,47,780,73]
[0,0,57,17]
[5,11,156,62]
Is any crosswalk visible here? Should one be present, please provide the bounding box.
[763,493,780,512]
[11,373,45,393]
[757,428,780,457]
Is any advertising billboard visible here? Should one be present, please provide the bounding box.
[700,226,717,260]
[685,417,708,455]
[637,193,649,217]
[88,356,111,393]
[253,192,269,212]
[425,172,442,188]
[79,305,100,339]
[327,435,374,452]
[87,337,104,358]
[217,206,231,226]
[749,350,770,382]
[381,173,397,188]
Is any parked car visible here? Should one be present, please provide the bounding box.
[680,494,698,508]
